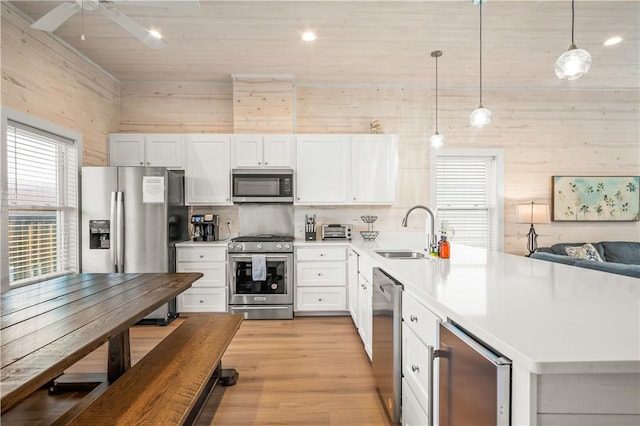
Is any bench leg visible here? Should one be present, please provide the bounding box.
[108,328,131,383]
[220,368,239,386]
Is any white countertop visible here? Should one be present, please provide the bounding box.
[347,233,640,375]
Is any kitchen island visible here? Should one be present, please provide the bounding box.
[343,233,639,425]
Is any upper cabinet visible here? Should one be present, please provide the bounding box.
[295,135,349,204]
[295,134,397,205]
[232,134,293,168]
[184,134,232,205]
[109,134,184,169]
[351,135,397,204]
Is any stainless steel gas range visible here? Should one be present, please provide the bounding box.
[228,234,294,319]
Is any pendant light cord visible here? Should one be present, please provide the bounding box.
[479,0,483,105]
[571,0,575,44]
[435,53,439,133]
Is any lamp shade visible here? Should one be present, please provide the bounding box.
[555,45,591,80]
[516,203,550,224]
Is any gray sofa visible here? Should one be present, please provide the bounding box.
[530,241,640,279]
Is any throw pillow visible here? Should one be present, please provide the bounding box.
[565,243,604,262]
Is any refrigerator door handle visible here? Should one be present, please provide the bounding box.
[116,191,125,272]
[110,192,118,272]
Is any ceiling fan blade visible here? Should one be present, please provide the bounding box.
[111,1,200,10]
[99,5,167,49]
[31,1,82,32]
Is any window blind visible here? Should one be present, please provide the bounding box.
[6,120,78,286]
[435,156,497,250]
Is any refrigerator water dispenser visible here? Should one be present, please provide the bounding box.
[89,220,110,249]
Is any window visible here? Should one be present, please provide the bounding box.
[4,119,79,287]
[431,150,503,251]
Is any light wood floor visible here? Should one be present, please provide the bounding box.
[2,316,391,426]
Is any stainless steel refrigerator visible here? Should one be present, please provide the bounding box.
[81,166,188,325]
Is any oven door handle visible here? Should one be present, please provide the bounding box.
[229,255,291,261]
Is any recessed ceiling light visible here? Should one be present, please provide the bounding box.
[604,36,622,46]
[302,31,316,42]
[149,29,162,40]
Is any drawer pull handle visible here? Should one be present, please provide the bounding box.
[199,300,204,304]
[320,253,324,257]
[199,255,204,258]
[317,273,322,276]
[410,315,418,322]
[411,365,420,373]
[318,298,323,302]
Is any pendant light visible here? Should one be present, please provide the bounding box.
[429,50,444,149]
[470,0,491,127]
[555,0,591,80]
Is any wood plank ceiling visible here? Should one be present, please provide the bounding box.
[7,1,640,89]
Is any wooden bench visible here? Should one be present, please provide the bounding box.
[55,314,243,425]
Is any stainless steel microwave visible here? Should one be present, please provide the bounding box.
[231,169,294,203]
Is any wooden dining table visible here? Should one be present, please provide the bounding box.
[0,272,202,414]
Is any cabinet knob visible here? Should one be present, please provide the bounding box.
[258,162,262,165]
[410,315,418,322]
[320,253,324,257]
[139,161,143,165]
[146,161,150,165]
[361,284,366,289]
[411,365,420,373]
[199,255,204,258]
[199,300,204,304]
[318,298,323,302]
[297,197,300,200]
[317,273,322,276]
[353,197,356,200]
[264,162,268,165]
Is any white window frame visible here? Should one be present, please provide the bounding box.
[1,108,82,292]
[429,148,504,252]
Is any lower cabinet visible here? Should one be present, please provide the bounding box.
[402,291,442,425]
[357,255,374,360]
[295,246,347,312]
[402,378,429,426]
[176,245,227,313]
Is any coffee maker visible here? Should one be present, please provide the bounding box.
[191,214,219,242]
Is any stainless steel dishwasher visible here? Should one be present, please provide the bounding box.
[372,267,403,423]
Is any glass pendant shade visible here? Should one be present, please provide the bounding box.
[470,105,491,127]
[429,132,445,149]
[555,44,591,80]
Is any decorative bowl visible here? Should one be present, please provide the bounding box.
[360,231,380,241]
[360,215,378,224]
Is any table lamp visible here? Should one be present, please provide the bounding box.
[516,202,550,255]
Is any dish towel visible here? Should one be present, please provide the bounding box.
[252,255,267,281]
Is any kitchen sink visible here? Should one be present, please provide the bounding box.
[375,250,427,259]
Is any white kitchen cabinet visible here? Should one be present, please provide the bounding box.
[350,135,397,204]
[357,255,374,359]
[348,249,359,325]
[109,134,184,169]
[401,291,442,426]
[295,135,349,204]
[295,246,347,312]
[295,134,397,205]
[176,245,227,313]
[232,134,293,168]
[184,134,232,205]
[402,378,429,426]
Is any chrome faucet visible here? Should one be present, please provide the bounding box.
[401,205,438,253]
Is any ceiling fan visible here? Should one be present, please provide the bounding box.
[30,0,200,49]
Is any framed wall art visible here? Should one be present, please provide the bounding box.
[552,176,640,221]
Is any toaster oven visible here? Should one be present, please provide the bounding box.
[321,224,352,240]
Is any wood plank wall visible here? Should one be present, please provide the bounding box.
[0,4,120,166]
[232,75,294,133]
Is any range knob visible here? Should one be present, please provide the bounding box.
[284,243,291,249]
[234,244,243,251]
[276,243,283,249]
[256,243,263,250]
